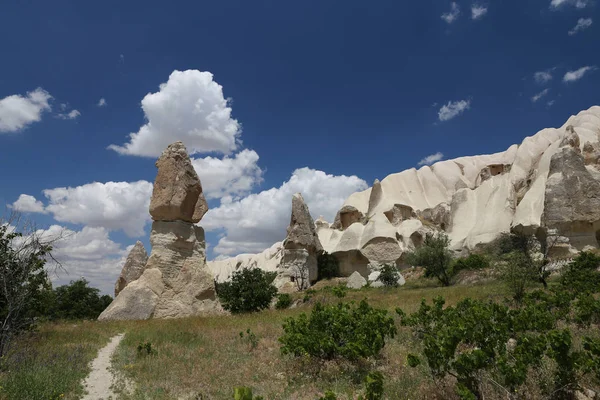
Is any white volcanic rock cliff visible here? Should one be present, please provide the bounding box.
[208,106,600,284]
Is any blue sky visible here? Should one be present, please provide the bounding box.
[1,0,598,294]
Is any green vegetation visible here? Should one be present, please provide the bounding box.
[378,264,401,287]
[275,293,293,310]
[50,278,113,320]
[216,268,278,313]
[279,300,396,361]
[405,232,454,286]
[451,253,490,273]
[317,252,340,280]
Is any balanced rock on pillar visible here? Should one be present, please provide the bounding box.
[100,142,221,321]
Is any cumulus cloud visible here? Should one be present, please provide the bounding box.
[56,109,81,120]
[191,149,264,200]
[203,168,368,256]
[0,88,52,133]
[471,5,488,20]
[563,66,596,82]
[550,0,590,9]
[534,70,554,84]
[109,69,241,157]
[41,181,153,237]
[569,18,593,35]
[531,88,550,103]
[97,98,107,107]
[441,2,460,23]
[438,100,471,121]
[11,194,47,214]
[418,152,445,166]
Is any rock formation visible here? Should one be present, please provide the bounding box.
[208,106,600,286]
[100,142,220,320]
[279,193,323,289]
[114,241,148,297]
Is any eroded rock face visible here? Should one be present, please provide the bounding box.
[149,141,202,223]
[99,142,219,321]
[280,193,323,287]
[543,133,600,249]
[346,271,367,289]
[114,241,148,297]
[331,206,366,230]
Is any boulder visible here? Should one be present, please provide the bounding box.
[346,271,367,289]
[114,241,148,297]
[149,141,203,222]
[192,192,209,223]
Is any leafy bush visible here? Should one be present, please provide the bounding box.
[451,254,489,274]
[279,300,396,361]
[239,328,259,350]
[404,232,454,286]
[275,293,292,310]
[137,342,156,356]
[216,268,278,314]
[233,387,264,400]
[318,252,340,280]
[499,251,539,302]
[560,251,600,293]
[378,264,400,287]
[362,371,384,400]
[330,284,347,298]
[51,278,112,320]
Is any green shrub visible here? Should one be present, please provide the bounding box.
[275,293,292,310]
[279,300,396,361]
[499,251,539,302]
[378,264,400,287]
[233,387,264,400]
[216,268,278,314]
[239,328,259,350]
[451,254,489,274]
[318,252,340,280]
[362,371,384,400]
[51,278,112,320]
[136,342,156,356]
[560,251,600,293]
[330,284,347,298]
[404,232,454,286]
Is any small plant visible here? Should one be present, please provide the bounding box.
[404,232,454,286]
[279,300,396,362]
[136,342,155,356]
[362,371,384,400]
[233,387,264,400]
[330,284,347,298]
[378,264,400,287]
[318,252,340,280]
[451,253,489,274]
[215,268,278,314]
[275,293,292,310]
[319,391,338,400]
[239,328,259,350]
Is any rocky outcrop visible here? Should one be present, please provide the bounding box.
[208,106,600,285]
[347,271,367,289]
[114,241,148,297]
[100,142,220,321]
[280,193,323,289]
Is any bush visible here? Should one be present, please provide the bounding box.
[216,268,278,314]
[275,293,292,310]
[499,251,539,302]
[279,300,396,361]
[451,254,489,274]
[378,264,400,287]
[404,232,453,286]
[233,387,264,400]
[51,278,113,320]
[318,252,340,280]
[330,284,347,298]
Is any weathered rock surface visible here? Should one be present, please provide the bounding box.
[100,142,219,321]
[114,241,148,297]
[346,271,367,289]
[149,141,203,223]
[208,106,600,286]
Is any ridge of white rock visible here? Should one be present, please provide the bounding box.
[208,106,600,284]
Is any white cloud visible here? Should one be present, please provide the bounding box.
[438,99,471,121]
[41,180,153,237]
[0,88,52,133]
[563,66,596,82]
[569,18,593,35]
[191,149,264,200]
[534,70,553,84]
[97,98,107,107]
[418,152,444,166]
[203,168,368,256]
[108,69,241,157]
[531,88,550,102]
[441,2,460,23]
[56,109,81,120]
[550,0,590,9]
[471,5,488,20]
[11,194,47,214]
[547,100,556,107]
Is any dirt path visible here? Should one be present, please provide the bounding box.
[81,333,125,400]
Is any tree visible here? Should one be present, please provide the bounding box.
[378,264,401,287]
[0,215,61,357]
[405,232,453,286]
[317,252,340,280]
[52,278,112,320]
[215,268,278,313]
